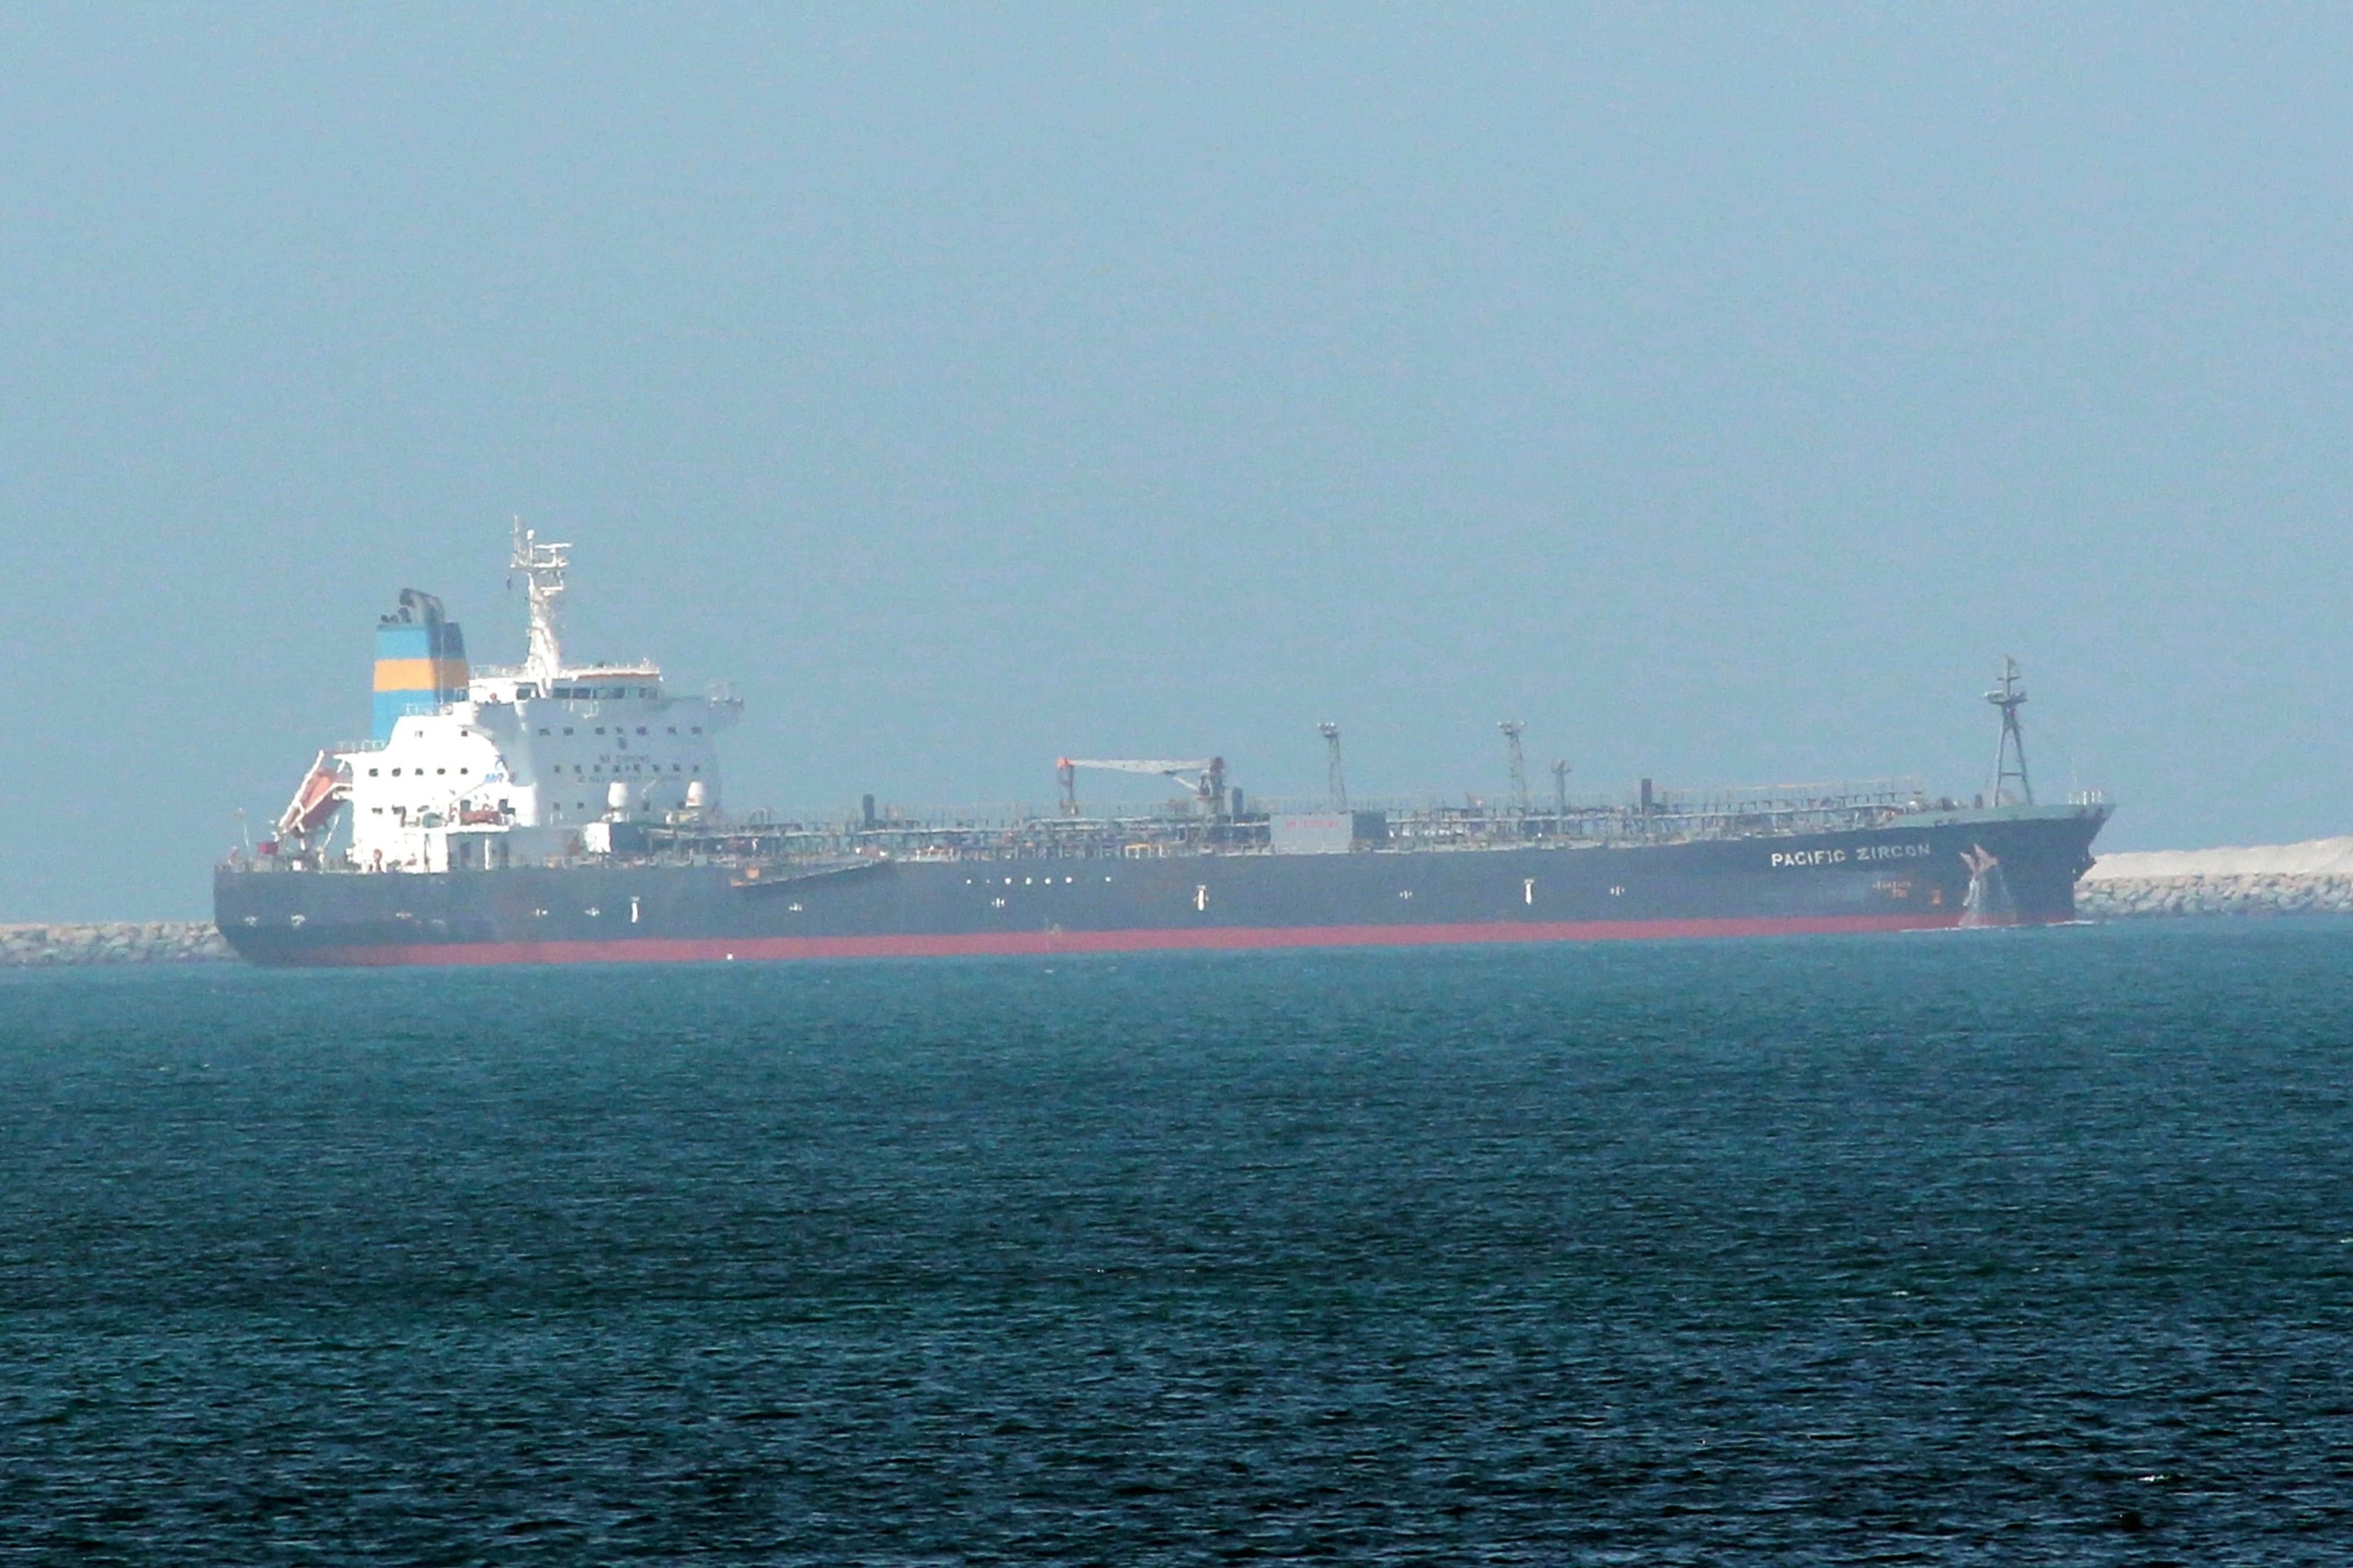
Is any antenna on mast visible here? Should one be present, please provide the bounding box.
[1985,656,2032,806]
[510,518,572,683]
[1318,723,1347,813]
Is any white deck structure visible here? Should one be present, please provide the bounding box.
[298,529,739,872]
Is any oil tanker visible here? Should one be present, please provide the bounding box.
[215,531,2111,966]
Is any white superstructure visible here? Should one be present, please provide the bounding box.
[301,529,741,873]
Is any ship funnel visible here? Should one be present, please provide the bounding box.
[372,590,469,742]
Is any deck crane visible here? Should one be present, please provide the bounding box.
[1057,756,1227,817]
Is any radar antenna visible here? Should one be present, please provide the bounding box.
[1318,723,1348,813]
[1985,656,2032,806]
[511,518,572,683]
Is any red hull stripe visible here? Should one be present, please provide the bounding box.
[290,913,1968,967]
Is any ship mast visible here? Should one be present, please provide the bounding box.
[1985,656,2032,806]
[1318,723,1348,813]
[511,519,571,683]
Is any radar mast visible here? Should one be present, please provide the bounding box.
[511,519,571,683]
[1985,656,2032,806]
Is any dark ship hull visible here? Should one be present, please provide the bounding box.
[216,805,2107,967]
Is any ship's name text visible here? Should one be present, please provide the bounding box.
[1770,842,1932,869]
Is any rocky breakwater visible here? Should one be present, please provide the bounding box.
[2078,837,2353,919]
[1,922,235,966]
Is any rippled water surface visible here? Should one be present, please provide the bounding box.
[4,925,2351,1563]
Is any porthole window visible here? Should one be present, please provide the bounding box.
[538,728,550,736]
[368,768,379,777]
[691,726,702,735]
[391,768,402,777]
[563,727,574,736]
[595,727,606,735]
[636,726,646,735]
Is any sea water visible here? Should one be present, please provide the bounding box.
[2,924,2348,1563]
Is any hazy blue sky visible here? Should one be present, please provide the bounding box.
[5,5,2350,918]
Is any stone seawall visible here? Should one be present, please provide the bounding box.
[2077,875,2353,920]
[1,922,234,966]
[2078,836,2353,920]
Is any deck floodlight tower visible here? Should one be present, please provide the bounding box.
[1499,721,1530,817]
[1318,723,1347,813]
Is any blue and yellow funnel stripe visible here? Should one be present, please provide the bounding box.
[372,589,469,741]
